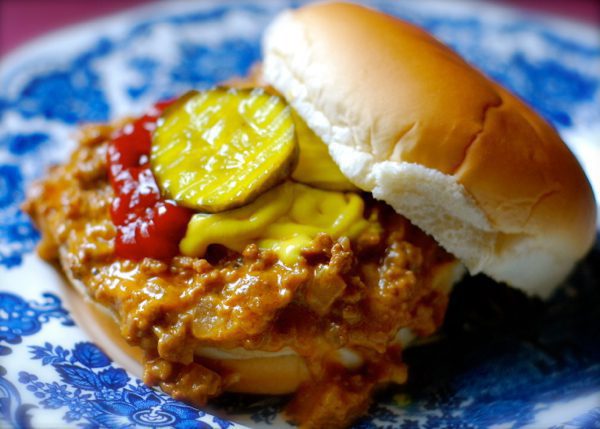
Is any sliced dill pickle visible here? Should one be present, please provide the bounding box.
[291,111,357,191]
[151,88,298,212]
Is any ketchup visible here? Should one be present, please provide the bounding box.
[107,101,193,260]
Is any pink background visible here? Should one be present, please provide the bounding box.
[1,0,599,58]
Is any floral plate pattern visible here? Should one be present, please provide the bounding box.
[1,1,599,428]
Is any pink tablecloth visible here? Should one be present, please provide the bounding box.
[1,0,599,58]
[0,0,150,57]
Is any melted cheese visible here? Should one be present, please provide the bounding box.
[291,112,356,191]
[180,181,369,264]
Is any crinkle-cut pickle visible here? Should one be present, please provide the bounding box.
[151,88,298,213]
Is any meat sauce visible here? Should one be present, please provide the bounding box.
[25,121,457,429]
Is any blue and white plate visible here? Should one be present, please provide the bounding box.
[1,1,599,428]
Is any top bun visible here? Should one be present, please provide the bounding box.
[262,1,597,297]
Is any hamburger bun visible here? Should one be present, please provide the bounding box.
[262,1,597,297]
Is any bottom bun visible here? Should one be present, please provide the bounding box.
[202,355,310,394]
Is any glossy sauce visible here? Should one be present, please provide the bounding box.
[25,121,457,429]
[107,102,193,260]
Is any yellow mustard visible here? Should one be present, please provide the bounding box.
[163,89,370,264]
[180,181,369,264]
[291,111,357,191]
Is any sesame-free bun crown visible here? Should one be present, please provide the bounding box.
[263,1,597,297]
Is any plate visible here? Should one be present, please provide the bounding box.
[1,1,599,428]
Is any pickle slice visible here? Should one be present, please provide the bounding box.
[151,88,298,212]
[291,111,357,191]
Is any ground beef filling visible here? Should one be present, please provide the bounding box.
[25,124,454,428]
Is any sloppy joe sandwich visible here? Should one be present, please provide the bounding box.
[24,2,596,428]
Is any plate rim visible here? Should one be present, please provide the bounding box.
[1,1,599,428]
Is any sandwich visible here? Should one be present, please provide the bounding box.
[24,2,596,428]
